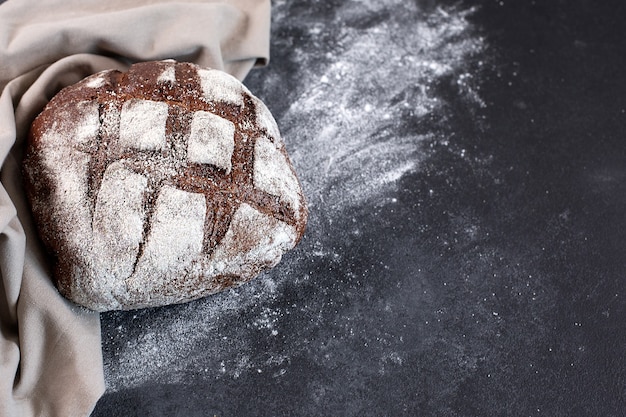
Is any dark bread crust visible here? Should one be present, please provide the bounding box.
[23,60,307,311]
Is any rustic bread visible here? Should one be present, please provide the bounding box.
[23,60,307,311]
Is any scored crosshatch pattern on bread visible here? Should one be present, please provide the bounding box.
[23,60,308,311]
[86,62,299,259]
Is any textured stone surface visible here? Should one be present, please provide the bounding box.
[93,0,626,415]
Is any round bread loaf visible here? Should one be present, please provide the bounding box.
[23,60,307,311]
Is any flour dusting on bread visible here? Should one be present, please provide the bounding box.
[23,60,308,311]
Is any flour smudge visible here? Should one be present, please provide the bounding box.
[271,0,486,216]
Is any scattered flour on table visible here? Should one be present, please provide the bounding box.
[101,0,487,392]
[277,1,486,217]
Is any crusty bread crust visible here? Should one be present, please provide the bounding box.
[23,60,307,311]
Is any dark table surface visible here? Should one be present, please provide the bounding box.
[93,0,626,415]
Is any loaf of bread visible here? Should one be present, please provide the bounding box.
[23,60,307,311]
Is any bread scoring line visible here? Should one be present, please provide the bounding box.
[75,68,298,269]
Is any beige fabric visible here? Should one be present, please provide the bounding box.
[0,1,270,416]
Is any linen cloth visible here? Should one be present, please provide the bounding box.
[0,1,270,415]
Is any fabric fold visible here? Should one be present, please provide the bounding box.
[0,1,270,416]
[0,0,270,86]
